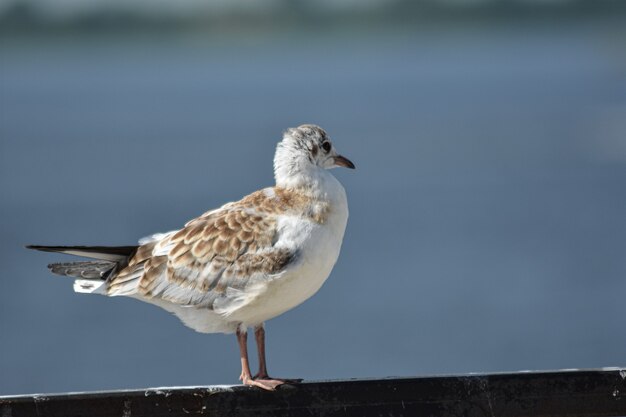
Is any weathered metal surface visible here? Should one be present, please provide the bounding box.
[1,369,625,417]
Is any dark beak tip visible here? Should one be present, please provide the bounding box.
[335,155,355,169]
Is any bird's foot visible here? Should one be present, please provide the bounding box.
[240,373,285,391]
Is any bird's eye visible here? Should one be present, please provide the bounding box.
[321,141,331,153]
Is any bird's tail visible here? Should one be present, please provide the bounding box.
[26,245,138,261]
[27,245,138,294]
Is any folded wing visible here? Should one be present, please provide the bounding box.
[107,196,297,316]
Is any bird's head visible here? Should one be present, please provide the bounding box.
[274,124,354,188]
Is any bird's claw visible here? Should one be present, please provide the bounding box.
[241,374,285,391]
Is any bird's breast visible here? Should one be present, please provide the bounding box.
[232,187,349,326]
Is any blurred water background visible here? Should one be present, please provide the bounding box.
[1,0,626,395]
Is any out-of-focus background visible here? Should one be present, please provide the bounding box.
[1,0,625,396]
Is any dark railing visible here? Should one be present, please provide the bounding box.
[2,368,625,417]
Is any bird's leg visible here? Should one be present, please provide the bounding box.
[252,323,302,385]
[253,324,269,379]
[236,325,282,391]
[237,326,253,383]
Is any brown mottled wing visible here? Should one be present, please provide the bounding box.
[108,201,295,311]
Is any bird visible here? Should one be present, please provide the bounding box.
[27,124,355,391]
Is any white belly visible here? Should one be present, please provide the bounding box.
[230,192,348,326]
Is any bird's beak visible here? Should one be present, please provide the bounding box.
[333,155,356,169]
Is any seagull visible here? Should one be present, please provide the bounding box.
[27,124,354,391]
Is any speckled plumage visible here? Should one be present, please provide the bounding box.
[107,187,323,315]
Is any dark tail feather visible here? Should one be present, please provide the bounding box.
[26,245,138,261]
[48,261,116,279]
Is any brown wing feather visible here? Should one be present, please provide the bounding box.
[107,188,307,309]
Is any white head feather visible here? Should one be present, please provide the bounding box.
[273,124,354,191]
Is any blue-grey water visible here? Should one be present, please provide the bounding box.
[1,22,626,395]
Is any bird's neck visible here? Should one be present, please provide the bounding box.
[275,162,339,201]
[273,146,346,202]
